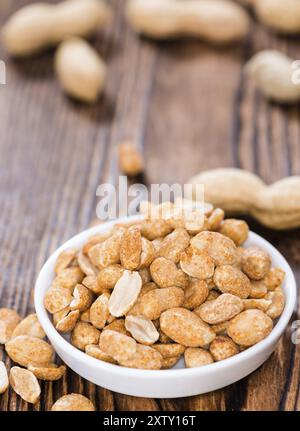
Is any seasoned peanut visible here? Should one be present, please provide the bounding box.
[265,287,285,319]
[150,257,188,288]
[77,251,98,276]
[71,322,100,350]
[208,208,225,231]
[5,335,54,367]
[135,286,184,320]
[140,219,172,240]
[263,268,285,291]
[211,320,230,335]
[126,0,249,44]
[119,142,144,176]
[70,284,93,311]
[103,318,129,336]
[51,393,95,411]
[89,292,110,329]
[228,309,273,346]
[191,231,237,266]
[184,347,214,368]
[243,298,272,312]
[209,335,239,361]
[158,228,190,262]
[125,316,159,345]
[44,285,72,314]
[54,249,77,274]
[161,356,180,369]
[183,279,209,309]
[52,267,84,290]
[82,275,102,294]
[219,219,249,245]
[254,0,300,34]
[250,281,267,299]
[11,313,45,340]
[2,0,112,57]
[99,330,137,363]
[10,367,41,404]
[242,247,271,280]
[28,364,66,381]
[85,344,117,364]
[0,361,9,394]
[109,270,142,317]
[0,308,21,344]
[214,265,251,298]
[120,226,142,270]
[152,343,185,358]
[196,293,244,324]
[118,344,162,370]
[56,310,80,332]
[55,37,106,103]
[180,247,214,279]
[160,308,215,347]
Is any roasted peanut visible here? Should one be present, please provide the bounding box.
[44,285,72,314]
[265,287,285,319]
[11,313,45,340]
[103,318,129,336]
[56,310,80,332]
[70,284,93,311]
[119,142,144,176]
[10,367,41,404]
[2,0,112,57]
[254,0,300,34]
[82,275,102,294]
[228,309,273,346]
[161,356,180,369]
[183,279,209,309]
[54,249,77,274]
[219,219,249,245]
[150,257,188,288]
[211,320,230,335]
[71,322,100,350]
[28,364,66,381]
[242,247,271,280]
[90,292,110,329]
[120,226,142,270]
[160,308,215,347]
[263,268,285,291]
[214,265,251,298]
[52,267,84,290]
[126,0,249,44]
[5,335,54,367]
[191,231,237,266]
[125,315,159,345]
[243,298,272,312]
[51,393,95,411]
[85,344,116,364]
[0,361,9,394]
[118,344,163,370]
[134,286,184,320]
[0,308,21,344]
[184,347,214,368]
[88,229,124,269]
[209,335,239,361]
[180,247,214,279]
[109,270,142,317]
[158,228,190,263]
[140,219,172,240]
[99,330,137,363]
[152,343,185,358]
[208,208,225,231]
[77,251,98,276]
[250,281,267,299]
[196,293,244,324]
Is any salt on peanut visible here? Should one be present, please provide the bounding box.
[160,308,215,347]
[5,335,54,367]
[103,318,129,336]
[134,286,184,320]
[109,270,142,317]
[125,315,159,345]
[70,284,93,311]
[158,228,190,262]
[82,275,102,294]
[99,330,137,363]
[161,356,180,369]
[228,309,273,346]
[88,229,125,269]
[263,268,285,291]
[209,335,239,361]
[191,231,237,266]
[0,308,22,344]
[152,343,185,358]
[118,344,162,370]
[10,367,41,404]
[208,208,225,231]
[180,246,215,279]
[195,293,244,325]
[250,281,268,298]
[265,287,285,319]
[0,361,9,394]
[243,298,272,312]
[97,264,124,290]
[85,344,117,364]
[54,249,77,274]
[44,285,73,314]
[56,310,80,332]
[120,226,142,270]
[28,364,66,381]
[150,257,188,288]
[51,393,95,411]
[77,251,98,276]
[213,265,251,298]
[242,246,271,280]
[71,322,100,350]
[184,347,214,368]
[52,266,84,290]
[140,219,172,240]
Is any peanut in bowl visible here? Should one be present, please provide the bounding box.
[34,214,296,398]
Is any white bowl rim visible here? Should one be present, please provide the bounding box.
[35,215,297,381]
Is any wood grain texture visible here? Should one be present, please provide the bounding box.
[0,0,299,411]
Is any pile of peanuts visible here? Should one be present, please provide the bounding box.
[44,200,286,370]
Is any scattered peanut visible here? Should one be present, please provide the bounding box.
[2,0,112,57]
[119,142,144,176]
[0,308,21,344]
[0,361,9,394]
[10,367,41,404]
[126,0,249,44]
[5,335,54,367]
[11,313,45,340]
[28,364,66,381]
[51,393,95,411]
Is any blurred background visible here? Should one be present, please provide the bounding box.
[0,0,300,411]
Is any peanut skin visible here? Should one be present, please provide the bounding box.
[2,0,112,57]
[126,0,249,44]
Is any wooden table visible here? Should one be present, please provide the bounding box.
[0,0,299,411]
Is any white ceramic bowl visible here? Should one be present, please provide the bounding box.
[35,216,297,398]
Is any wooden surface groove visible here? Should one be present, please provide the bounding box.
[0,0,300,411]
